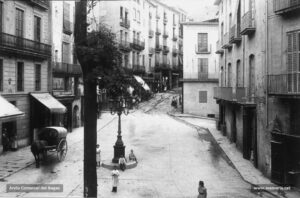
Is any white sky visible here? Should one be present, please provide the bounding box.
[160,0,219,22]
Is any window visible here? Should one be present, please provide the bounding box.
[0,59,2,91]
[120,30,123,42]
[198,58,208,79]
[134,8,136,20]
[62,42,70,63]
[137,53,140,65]
[125,32,128,43]
[132,52,135,65]
[34,16,41,42]
[228,63,232,87]
[73,44,78,64]
[124,55,129,68]
[125,10,128,22]
[149,57,152,68]
[15,8,24,37]
[0,2,3,32]
[35,64,41,91]
[64,77,70,91]
[120,6,123,19]
[17,62,24,92]
[137,10,140,23]
[63,2,71,34]
[197,33,208,52]
[142,55,145,66]
[236,60,243,87]
[199,91,207,103]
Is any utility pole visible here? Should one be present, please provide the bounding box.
[74,1,97,197]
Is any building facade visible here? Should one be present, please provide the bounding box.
[89,0,186,92]
[214,0,269,177]
[51,1,83,132]
[0,0,53,153]
[182,21,219,117]
[267,0,300,188]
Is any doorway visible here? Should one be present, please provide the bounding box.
[2,121,17,151]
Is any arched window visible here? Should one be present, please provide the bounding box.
[236,60,242,87]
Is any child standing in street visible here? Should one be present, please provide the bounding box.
[96,144,101,167]
[111,166,119,192]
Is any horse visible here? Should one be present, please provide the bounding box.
[30,140,48,168]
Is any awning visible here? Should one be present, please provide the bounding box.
[133,75,150,91]
[30,93,67,114]
[0,95,24,119]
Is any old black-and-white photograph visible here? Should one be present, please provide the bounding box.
[0,0,299,197]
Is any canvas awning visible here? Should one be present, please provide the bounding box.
[0,95,24,119]
[30,93,67,114]
[133,75,150,91]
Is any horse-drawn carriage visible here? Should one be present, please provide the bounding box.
[31,127,68,168]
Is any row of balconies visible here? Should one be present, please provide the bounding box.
[268,73,300,96]
[214,87,251,103]
[132,64,146,73]
[120,18,130,29]
[154,62,182,71]
[274,0,300,15]
[52,62,82,76]
[119,39,145,51]
[0,32,51,59]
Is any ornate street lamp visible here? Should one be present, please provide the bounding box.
[109,96,130,163]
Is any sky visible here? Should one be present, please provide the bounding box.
[160,0,219,22]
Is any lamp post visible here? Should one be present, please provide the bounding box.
[109,96,129,163]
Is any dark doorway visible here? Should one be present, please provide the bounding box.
[231,109,237,143]
[2,121,17,151]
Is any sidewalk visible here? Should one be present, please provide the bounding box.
[169,112,300,198]
[0,113,115,181]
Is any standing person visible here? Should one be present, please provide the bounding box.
[118,155,126,171]
[111,166,119,193]
[96,144,101,167]
[197,180,207,198]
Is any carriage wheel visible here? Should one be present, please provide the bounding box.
[57,139,68,161]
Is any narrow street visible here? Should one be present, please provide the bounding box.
[0,92,274,198]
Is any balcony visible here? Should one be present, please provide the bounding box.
[222,33,232,49]
[241,11,256,35]
[131,39,145,51]
[229,24,242,44]
[155,44,162,52]
[156,13,161,19]
[172,48,178,56]
[163,17,168,24]
[63,20,73,35]
[216,40,224,54]
[149,29,154,38]
[183,73,218,82]
[195,44,211,54]
[119,41,131,52]
[52,62,82,76]
[274,0,300,15]
[214,87,247,103]
[120,18,130,29]
[0,32,51,59]
[163,45,170,54]
[133,64,146,73]
[172,35,178,41]
[149,47,155,55]
[28,0,49,10]
[268,73,300,97]
[163,31,169,38]
[156,28,161,35]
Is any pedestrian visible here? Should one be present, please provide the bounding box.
[96,144,101,167]
[118,155,126,171]
[129,149,137,162]
[111,166,119,193]
[197,180,207,198]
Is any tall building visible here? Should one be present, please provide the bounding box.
[267,0,300,188]
[0,0,57,153]
[182,20,219,117]
[88,0,186,91]
[51,1,83,132]
[214,0,268,177]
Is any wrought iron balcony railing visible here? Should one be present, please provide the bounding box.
[195,44,211,54]
[156,27,161,35]
[274,0,300,15]
[163,45,170,54]
[172,48,178,56]
[133,64,145,72]
[179,48,183,55]
[119,41,131,52]
[63,20,73,35]
[0,32,51,59]
[163,31,169,38]
[268,73,300,95]
[222,32,232,49]
[172,35,178,41]
[216,40,224,54]
[241,11,256,35]
[29,0,49,10]
[214,87,247,103]
[131,39,145,51]
[120,18,130,29]
[52,62,82,76]
[163,16,168,24]
[155,44,163,52]
[229,24,242,44]
[149,29,154,38]
[149,47,155,55]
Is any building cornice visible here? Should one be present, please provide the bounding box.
[182,22,218,26]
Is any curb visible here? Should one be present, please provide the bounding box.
[167,113,282,198]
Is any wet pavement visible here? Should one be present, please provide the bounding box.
[0,92,276,197]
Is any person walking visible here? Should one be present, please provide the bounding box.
[111,166,119,193]
[96,144,101,167]
[197,180,207,198]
